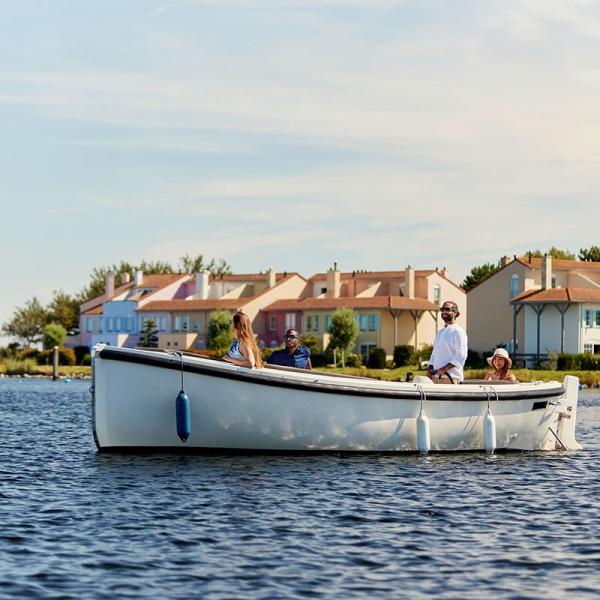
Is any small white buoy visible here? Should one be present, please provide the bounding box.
[417,405,431,455]
[484,407,496,454]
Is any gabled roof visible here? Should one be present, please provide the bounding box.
[512,287,600,304]
[515,256,600,271]
[209,272,299,282]
[263,296,438,311]
[138,299,244,312]
[138,273,307,313]
[82,305,104,316]
[309,270,436,282]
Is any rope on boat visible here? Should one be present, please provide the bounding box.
[548,427,567,451]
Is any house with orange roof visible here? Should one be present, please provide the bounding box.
[467,255,600,363]
[80,271,190,349]
[262,264,466,359]
[137,269,307,350]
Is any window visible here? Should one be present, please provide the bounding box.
[192,320,200,332]
[320,287,327,295]
[551,273,557,289]
[324,315,332,331]
[359,342,377,360]
[596,311,600,328]
[86,317,94,333]
[433,285,441,306]
[114,317,122,331]
[126,317,133,332]
[285,313,296,329]
[358,314,378,332]
[306,315,320,332]
[106,317,114,332]
[584,310,592,327]
[174,315,189,331]
[584,344,593,354]
[269,316,277,331]
[510,274,519,299]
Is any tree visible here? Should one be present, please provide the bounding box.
[2,297,48,346]
[579,246,600,262]
[47,290,80,331]
[524,247,576,260]
[178,254,232,276]
[42,323,67,349]
[461,262,501,292]
[207,310,234,353]
[327,307,359,367]
[139,319,159,348]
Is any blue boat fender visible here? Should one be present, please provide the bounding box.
[176,389,191,443]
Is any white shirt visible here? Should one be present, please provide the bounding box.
[429,324,468,382]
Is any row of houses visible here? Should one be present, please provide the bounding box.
[76,255,600,363]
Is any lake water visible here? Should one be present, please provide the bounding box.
[1,379,599,599]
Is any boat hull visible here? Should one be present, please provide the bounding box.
[91,346,581,453]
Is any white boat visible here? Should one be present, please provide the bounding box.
[90,344,582,453]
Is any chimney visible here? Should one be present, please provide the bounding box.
[326,263,341,298]
[195,270,210,299]
[266,266,276,289]
[134,270,144,286]
[122,272,131,283]
[501,256,510,268]
[105,271,115,298]
[405,265,415,299]
[541,254,552,290]
[441,266,448,278]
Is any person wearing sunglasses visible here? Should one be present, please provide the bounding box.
[267,329,312,369]
[426,300,468,383]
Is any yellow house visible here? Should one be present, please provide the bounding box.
[467,255,600,362]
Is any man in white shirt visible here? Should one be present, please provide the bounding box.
[427,300,468,383]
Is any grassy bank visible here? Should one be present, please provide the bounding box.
[1,359,599,386]
[0,360,91,378]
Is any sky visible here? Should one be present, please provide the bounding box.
[1,0,599,340]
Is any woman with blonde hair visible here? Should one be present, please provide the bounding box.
[484,348,517,382]
[222,311,264,369]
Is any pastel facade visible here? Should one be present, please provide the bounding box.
[263,266,466,358]
[138,271,307,350]
[80,272,189,349]
[467,255,600,361]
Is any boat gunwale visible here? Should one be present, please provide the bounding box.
[96,346,564,402]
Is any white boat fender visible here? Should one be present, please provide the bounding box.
[173,352,191,443]
[482,387,496,454]
[416,386,430,455]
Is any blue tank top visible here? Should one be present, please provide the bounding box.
[228,339,245,361]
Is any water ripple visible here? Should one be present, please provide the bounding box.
[1,380,600,598]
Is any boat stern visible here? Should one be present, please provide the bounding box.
[555,375,583,450]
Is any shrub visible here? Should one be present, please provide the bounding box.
[393,345,415,367]
[557,354,581,370]
[73,345,90,365]
[311,351,330,368]
[581,354,600,370]
[19,347,41,362]
[418,344,434,361]
[367,347,387,369]
[465,349,483,368]
[81,354,91,366]
[345,353,363,368]
[2,358,39,375]
[39,348,76,366]
[300,334,320,354]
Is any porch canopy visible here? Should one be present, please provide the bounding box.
[511,287,600,359]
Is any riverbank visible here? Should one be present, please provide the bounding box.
[1,363,599,386]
